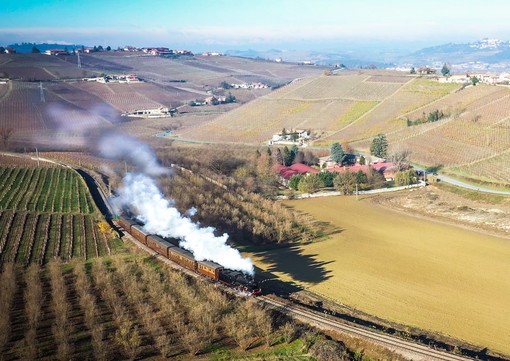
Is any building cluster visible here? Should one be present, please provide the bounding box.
[201,51,223,56]
[439,72,510,86]
[82,74,142,84]
[121,107,175,118]
[269,129,311,145]
[230,82,269,89]
[117,46,194,56]
[275,157,398,184]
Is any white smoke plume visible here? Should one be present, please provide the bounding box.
[46,103,254,274]
[116,172,254,275]
[98,131,169,177]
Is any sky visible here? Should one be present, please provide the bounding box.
[2,0,510,51]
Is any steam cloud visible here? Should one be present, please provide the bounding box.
[100,132,254,275]
[115,173,254,275]
[46,103,254,274]
[98,131,169,176]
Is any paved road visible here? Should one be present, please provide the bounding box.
[436,174,510,195]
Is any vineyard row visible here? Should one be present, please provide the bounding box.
[0,167,96,214]
[0,211,111,266]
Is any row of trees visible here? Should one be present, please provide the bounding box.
[289,167,417,194]
[406,109,449,126]
[273,145,318,167]
[289,167,387,194]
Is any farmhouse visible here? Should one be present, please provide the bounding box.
[44,49,68,56]
[270,129,310,145]
[230,82,269,89]
[274,163,319,181]
[93,74,142,84]
[122,107,174,118]
[202,51,223,56]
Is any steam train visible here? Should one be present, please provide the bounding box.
[116,217,261,295]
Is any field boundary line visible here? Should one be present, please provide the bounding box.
[323,79,408,139]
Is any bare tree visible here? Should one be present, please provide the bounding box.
[0,128,14,149]
[115,320,141,361]
[389,148,412,171]
[0,263,16,353]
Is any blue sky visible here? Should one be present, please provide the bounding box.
[2,0,510,51]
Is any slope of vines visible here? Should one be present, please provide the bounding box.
[0,165,115,266]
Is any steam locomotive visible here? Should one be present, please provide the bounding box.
[116,217,261,296]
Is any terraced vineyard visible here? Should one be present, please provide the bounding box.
[0,164,114,266]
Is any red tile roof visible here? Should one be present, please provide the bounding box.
[274,163,319,179]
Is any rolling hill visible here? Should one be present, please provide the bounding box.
[175,70,510,187]
[1,52,509,187]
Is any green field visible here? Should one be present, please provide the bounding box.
[248,195,510,355]
[0,166,115,265]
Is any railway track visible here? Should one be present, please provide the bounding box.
[259,295,472,361]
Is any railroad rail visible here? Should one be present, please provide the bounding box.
[259,296,472,361]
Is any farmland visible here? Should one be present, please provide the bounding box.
[0,256,321,361]
[247,195,510,356]
[175,70,510,187]
[0,163,115,266]
[177,72,459,145]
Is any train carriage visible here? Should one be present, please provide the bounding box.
[118,217,137,233]
[197,260,223,281]
[130,224,148,245]
[116,216,261,295]
[146,235,175,258]
[168,246,197,271]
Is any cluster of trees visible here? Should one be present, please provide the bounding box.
[406,109,448,126]
[162,167,319,243]
[370,134,388,158]
[410,66,436,75]
[289,167,386,194]
[329,142,355,166]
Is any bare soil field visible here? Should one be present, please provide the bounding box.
[246,193,510,356]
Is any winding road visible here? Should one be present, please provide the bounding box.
[436,174,510,195]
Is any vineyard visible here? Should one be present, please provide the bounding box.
[0,164,115,266]
[75,82,164,113]
[0,53,95,80]
[177,72,458,145]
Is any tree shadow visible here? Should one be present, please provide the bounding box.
[252,243,334,295]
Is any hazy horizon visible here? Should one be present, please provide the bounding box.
[2,0,510,53]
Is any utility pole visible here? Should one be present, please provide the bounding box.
[36,148,40,167]
[356,183,359,201]
[39,82,45,103]
[77,51,81,68]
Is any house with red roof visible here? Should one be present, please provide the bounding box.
[274,163,319,182]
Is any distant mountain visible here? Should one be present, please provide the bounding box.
[225,48,395,69]
[7,42,85,53]
[401,38,510,70]
[226,38,510,71]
